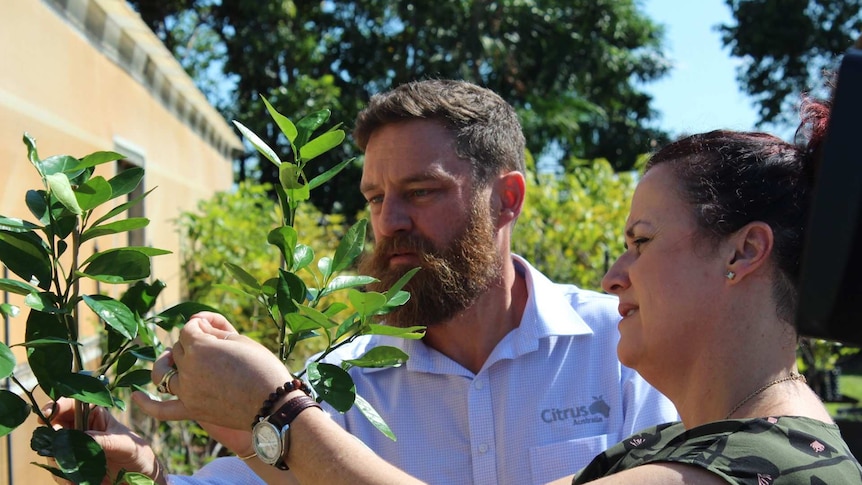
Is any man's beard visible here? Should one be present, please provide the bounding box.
[357,200,503,328]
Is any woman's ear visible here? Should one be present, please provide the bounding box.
[495,171,526,227]
[726,221,774,283]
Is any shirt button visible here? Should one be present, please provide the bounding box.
[474,380,484,390]
[479,444,488,453]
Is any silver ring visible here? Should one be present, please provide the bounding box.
[157,368,178,395]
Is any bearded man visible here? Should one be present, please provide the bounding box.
[291,80,678,484]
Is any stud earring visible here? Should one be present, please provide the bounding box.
[726,270,736,280]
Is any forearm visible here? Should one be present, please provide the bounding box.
[283,395,424,485]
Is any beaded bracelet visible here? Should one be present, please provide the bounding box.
[252,378,312,428]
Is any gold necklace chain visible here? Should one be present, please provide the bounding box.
[724,372,807,420]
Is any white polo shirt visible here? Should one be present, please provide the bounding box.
[171,255,677,485]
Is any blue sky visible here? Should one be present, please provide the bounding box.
[642,0,761,137]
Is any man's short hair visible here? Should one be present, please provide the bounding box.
[353,79,526,186]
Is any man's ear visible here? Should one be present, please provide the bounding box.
[495,171,526,227]
[726,221,774,283]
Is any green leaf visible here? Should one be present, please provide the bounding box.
[0,303,19,319]
[318,256,333,281]
[76,150,125,170]
[0,231,51,289]
[267,226,297,268]
[14,337,81,348]
[108,167,144,199]
[0,216,41,232]
[299,130,345,162]
[74,176,112,211]
[224,262,261,292]
[385,267,420,300]
[80,217,149,243]
[292,244,314,272]
[90,187,155,227]
[0,278,39,295]
[25,292,62,313]
[31,425,55,457]
[323,302,349,317]
[82,295,138,340]
[286,184,310,202]
[284,313,323,333]
[332,219,366,272]
[276,269,307,318]
[294,109,331,148]
[0,342,16,379]
[115,369,152,388]
[115,351,138,376]
[306,362,355,413]
[233,120,281,166]
[308,157,355,190]
[52,428,108,485]
[322,275,378,297]
[367,323,426,340]
[347,290,388,318]
[156,301,220,330]
[385,290,410,308]
[38,155,83,178]
[278,163,303,189]
[261,95,298,143]
[80,249,159,284]
[118,471,159,485]
[24,133,40,166]
[47,373,113,407]
[298,304,337,329]
[121,279,166,316]
[343,346,409,369]
[353,394,395,441]
[45,172,82,215]
[0,390,30,437]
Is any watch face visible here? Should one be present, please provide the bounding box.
[252,422,283,464]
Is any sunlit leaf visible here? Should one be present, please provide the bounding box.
[0,216,40,233]
[299,130,345,162]
[80,217,149,243]
[115,369,152,388]
[367,324,426,340]
[292,244,314,272]
[0,303,19,319]
[267,226,297,268]
[294,109,331,148]
[385,267,420,300]
[261,95,298,143]
[45,173,82,215]
[343,346,409,369]
[0,278,39,296]
[224,262,260,292]
[108,167,144,200]
[332,219,366,272]
[353,394,395,441]
[74,175,112,211]
[47,373,113,407]
[308,157,354,190]
[0,342,15,379]
[347,290,388,318]
[75,150,125,170]
[233,120,281,166]
[82,295,138,340]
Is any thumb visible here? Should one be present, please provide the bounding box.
[132,391,193,422]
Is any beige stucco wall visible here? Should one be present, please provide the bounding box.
[0,1,241,483]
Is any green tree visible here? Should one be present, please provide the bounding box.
[513,155,640,290]
[127,0,671,216]
[720,0,862,125]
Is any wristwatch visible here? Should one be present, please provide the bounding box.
[251,395,321,469]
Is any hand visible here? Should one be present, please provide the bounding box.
[197,422,254,458]
[135,312,292,431]
[44,398,167,485]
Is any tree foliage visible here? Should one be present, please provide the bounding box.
[513,155,639,291]
[127,0,671,216]
[720,0,862,125]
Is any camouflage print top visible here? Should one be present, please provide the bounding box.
[572,416,862,485]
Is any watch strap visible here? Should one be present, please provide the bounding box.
[267,395,322,470]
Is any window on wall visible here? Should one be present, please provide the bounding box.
[114,139,146,248]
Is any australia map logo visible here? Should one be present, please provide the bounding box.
[541,396,610,425]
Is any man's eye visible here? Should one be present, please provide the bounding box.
[411,189,430,197]
[366,195,383,205]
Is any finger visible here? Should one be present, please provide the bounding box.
[190,311,238,333]
[151,351,176,387]
[132,391,194,422]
